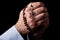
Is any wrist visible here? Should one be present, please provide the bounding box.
[15,21,30,35]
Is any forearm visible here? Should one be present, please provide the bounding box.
[0,25,24,40]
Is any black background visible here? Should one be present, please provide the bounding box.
[0,0,60,40]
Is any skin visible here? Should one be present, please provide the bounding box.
[15,2,49,40]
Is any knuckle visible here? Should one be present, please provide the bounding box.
[40,7,45,11]
[44,7,48,11]
[27,3,32,7]
[37,2,44,6]
[45,12,49,17]
[39,7,48,12]
[37,2,42,5]
[41,13,45,16]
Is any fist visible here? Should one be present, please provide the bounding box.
[15,2,49,36]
